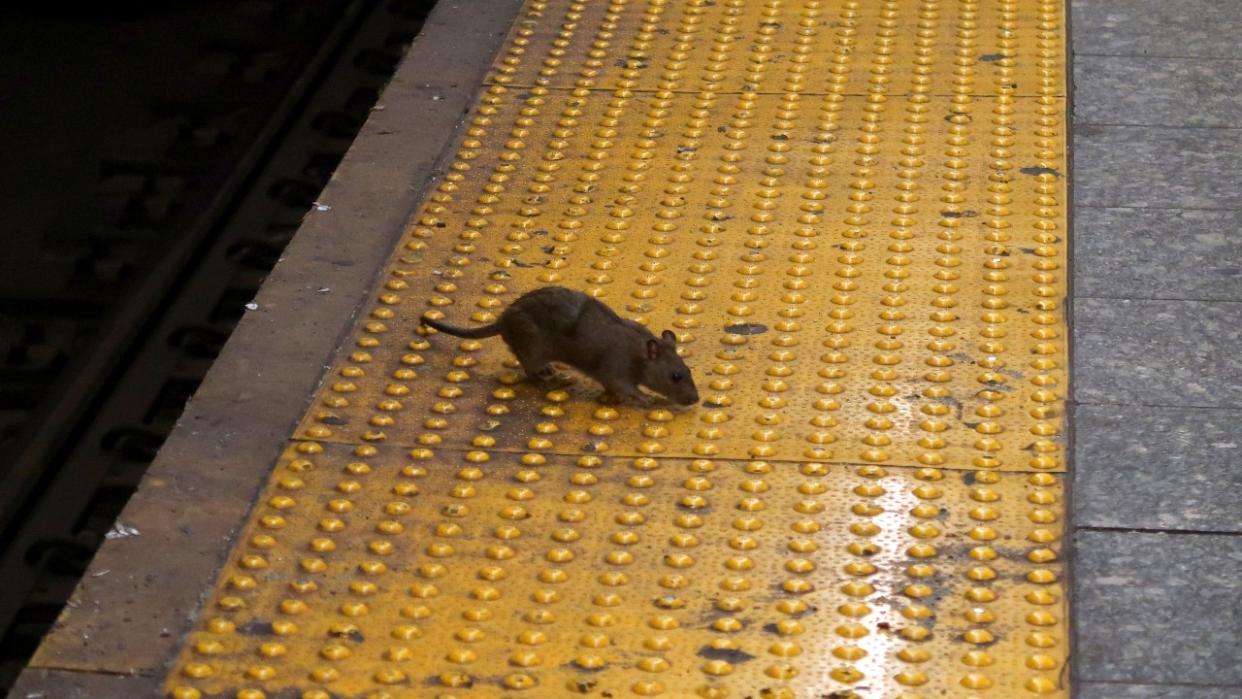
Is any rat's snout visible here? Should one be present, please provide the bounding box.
[676,385,700,406]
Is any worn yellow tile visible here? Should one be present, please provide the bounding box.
[166,0,1069,696]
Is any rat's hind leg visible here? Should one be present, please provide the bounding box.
[499,313,577,389]
[500,318,559,383]
[510,344,556,382]
[521,357,577,390]
[534,368,576,390]
[529,363,571,385]
[518,352,575,389]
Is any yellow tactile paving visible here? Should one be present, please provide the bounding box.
[170,444,1066,699]
[295,89,1066,472]
[166,0,1068,696]
[487,0,1064,99]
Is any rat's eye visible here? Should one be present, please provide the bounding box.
[671,371,684,382]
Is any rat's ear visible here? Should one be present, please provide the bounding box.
[646,338,662,360]
[661,329,676,344]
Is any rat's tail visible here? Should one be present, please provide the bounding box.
[421,315,501,339]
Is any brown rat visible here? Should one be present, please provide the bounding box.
[420,286,699,407]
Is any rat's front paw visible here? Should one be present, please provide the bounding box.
[631,392,657,407]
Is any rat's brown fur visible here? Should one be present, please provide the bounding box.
[421,286,699,406]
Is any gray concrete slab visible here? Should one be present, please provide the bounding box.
[1075,530,1242,685]
[1073,207,1242,302]
[1075,405,1242,532]
[7,669,159,699]
[1072,0,1242,59]
[1079,683,1242,699]
[1074,55,1242,127]
[1070,2,1242,697]
[1073,126,1242,210]
[1073,298,1242,408]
